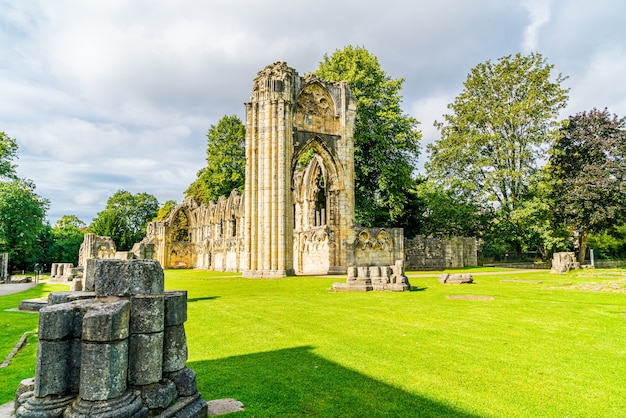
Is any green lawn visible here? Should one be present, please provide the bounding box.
[1,268,625,417]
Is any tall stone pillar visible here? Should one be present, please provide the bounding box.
[243,62,298,278]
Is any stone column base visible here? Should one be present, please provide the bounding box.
[15,392,75,418]
[64,391,146,418]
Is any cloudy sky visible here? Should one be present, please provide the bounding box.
[2,0,625,224]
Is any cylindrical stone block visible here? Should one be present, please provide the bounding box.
[93,259,164,297]
[163,325,188,373]
[129,260,164,296]
[128,332,164,385]
[164,291,187,327]
[82,300,130,342]
[357,266,368,279]
[34,340,70,397]
[130,295,164,334]
[79,340,129,401]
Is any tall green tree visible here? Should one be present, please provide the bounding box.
[427,52,568,256]
[316,45,422,226]
[50,215,87,265]
[0,131,18,180]
[405,178,483,239]
[90,190,159,250]
[156,199,177,220]
[186,115,246,203]
[547,108,626,263]
[427,52,569,212]
[0,179,49,270]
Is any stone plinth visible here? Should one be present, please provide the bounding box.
[332,261,410,292]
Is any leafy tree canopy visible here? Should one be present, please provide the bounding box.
[427,52,569,213]
[0,179,49,270]
[50,215,87,265]
[0,131,18,180]
[156,199,177,221]
[186,115,246,203]
[316,45,422,226]
[547,108,626,262]
[90,190,159,250]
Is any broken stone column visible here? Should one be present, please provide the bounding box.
[50,263,58,278]
[15,300,94,416]
[15,259,207,418]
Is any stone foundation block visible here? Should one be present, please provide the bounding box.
[158,392,208,418]
[15,377,35,407]
[47,292,95,306]
[136,380,177,410]
[439,273,473,284]
[82,300,130,342]
[162,325,188,373]
[130,295,164,334]
[93,259,164,297]
[79,340,129,401]
[128,332,164,385]
[165,367,198,397]
[164,291,187,326]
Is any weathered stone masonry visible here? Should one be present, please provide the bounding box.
[14,259,207,418]
[138,62,477,278]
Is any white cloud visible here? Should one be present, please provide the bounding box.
[521,0,551,52]
[409,94,454,171]
[565,48,626,116]
[2,0,626,224]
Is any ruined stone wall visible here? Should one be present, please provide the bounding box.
[142,191,245,271]
[352,228,404,268]
[404,236,477,270]
[78,234,116,267]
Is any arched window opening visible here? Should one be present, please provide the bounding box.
[172,211,190,242]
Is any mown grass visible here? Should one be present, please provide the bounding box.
[1,268,625,417]
[0,282,69,402]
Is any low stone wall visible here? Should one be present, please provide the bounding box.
[590,259,626,268]
[485,261,551,269]
[404,236,477,270]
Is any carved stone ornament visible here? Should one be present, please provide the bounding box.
[296,84,334,117]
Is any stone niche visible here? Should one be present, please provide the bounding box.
[14,259,207,418]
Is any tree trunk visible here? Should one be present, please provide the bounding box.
[577,233,588,265]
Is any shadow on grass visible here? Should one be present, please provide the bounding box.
[192,345,480,417]
[410,286,428,292]
[188,296,220,303]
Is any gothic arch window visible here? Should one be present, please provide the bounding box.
[171,210,190,242]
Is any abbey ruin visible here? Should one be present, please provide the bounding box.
[139,62,477,278]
